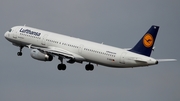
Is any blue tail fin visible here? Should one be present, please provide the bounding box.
[129,25,159,57]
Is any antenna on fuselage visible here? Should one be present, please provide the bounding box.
[24,24,26,26]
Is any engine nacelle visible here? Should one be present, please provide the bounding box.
[30,49,53,61]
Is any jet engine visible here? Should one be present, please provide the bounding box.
[30,49,53,61]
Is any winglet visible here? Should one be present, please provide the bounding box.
[129,25,159,57]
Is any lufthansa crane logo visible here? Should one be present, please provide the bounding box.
[143,33,154,48]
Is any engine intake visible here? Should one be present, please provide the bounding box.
[30,49,53,61]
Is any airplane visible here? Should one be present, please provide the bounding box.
[4,25,176,71]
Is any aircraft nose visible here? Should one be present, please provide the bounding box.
[4,32,8,39]
[4,32,10,40]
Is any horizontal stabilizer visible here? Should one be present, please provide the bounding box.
[157,59,177,62]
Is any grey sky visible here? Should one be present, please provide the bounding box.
[0,0,180,101]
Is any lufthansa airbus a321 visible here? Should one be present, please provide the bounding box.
[4,25,176,71]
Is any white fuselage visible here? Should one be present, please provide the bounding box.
[4,26,158,68]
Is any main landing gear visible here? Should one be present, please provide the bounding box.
[85,63,94,71]
[17,46,23,56]
[57,56,94,71]
[57,56,66,71]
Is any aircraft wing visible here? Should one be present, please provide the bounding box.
[27,45,85,62]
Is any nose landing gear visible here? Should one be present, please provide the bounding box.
[17,46,23,56]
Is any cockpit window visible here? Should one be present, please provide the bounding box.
[8,29,12,32]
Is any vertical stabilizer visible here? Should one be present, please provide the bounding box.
[129,25,159,57]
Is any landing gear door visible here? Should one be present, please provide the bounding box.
[120,52,127,64]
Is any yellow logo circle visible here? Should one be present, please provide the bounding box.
[143,34,154,48]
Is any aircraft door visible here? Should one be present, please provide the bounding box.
[120,52,127,64]
[41,34,48,46]
[78,44,84,55]
[7,32,10,38]
[12,31,17,39]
